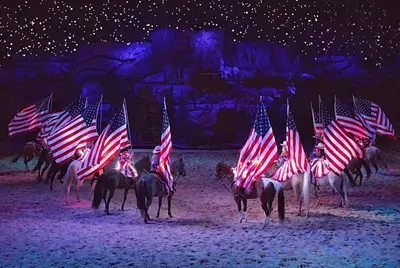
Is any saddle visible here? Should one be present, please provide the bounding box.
[149,170,166,184]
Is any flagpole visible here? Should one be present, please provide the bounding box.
[49,92,53,112]
[123,98,133,149]
[78,94,82,104]
[333,95,337,120]
[352,94,356,111]
[310,101,316,131]
[98,95,103,133]
[318,95,322,124]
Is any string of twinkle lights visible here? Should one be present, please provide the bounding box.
[0,0,398,67]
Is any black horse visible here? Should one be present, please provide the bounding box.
[92,170,136,214]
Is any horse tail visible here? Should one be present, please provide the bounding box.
[92,175,104,209]
[342,173,349,207]
[11,155,20,163]
[277,185,285,223]
[136,179,146,213]
[302,170,311,216]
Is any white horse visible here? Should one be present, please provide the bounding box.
[365,146,388,173]
[312,171,349,208]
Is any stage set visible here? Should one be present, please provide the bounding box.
[0,1,399,267]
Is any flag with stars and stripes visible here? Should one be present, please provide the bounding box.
[353,96,396,140]
[272,101,309,182]
[320,96,364,175]
[37,99,86,142]
[158,98,174,191]
[235,97,278,191]
[8,94,53,137]
[47,99,101,165]
[334,96,375,140]
[310,102,323,136]
[77,102,131,181]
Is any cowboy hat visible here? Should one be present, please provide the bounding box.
[280,141,288,147]
[153,145,161,154]
[316,143,324,149]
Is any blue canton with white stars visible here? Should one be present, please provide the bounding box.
[320,101,334,128]
[81,101,100,126]
[253,101,271,137]
[287,109,298,131]
[354,97,372,116]
[35,96,50,113]
[336,98,356,119]
[162,103,170,133]
[64,99,85,119]
[108,106,126,134]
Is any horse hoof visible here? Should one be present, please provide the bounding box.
[169,214,173,218]
[60,180,64,184]
[156,214,160,218]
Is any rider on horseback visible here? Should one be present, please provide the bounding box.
[151,145,171,196]
[276,141,289,166]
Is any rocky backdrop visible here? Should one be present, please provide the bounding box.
[1,28,399,150]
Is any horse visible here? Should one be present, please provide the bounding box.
[32,149,55,182]
[263,162,311,217]
[215,163,285,229]
[46,160,73,190]
[92,170,136,214]
[64,154,151,206]
[310,170,349,208]
[11,141,43,172]
[135,156,187,223]
[347,157,372,186]
[365,146,388,173]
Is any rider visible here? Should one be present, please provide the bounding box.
[276,141,289,166]
[151,145,171,196]
[311,142,325,161]
[118,149,138,178]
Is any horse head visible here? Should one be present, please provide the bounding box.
[215,162,232,181]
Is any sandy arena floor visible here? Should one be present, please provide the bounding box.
[0,152,399,267]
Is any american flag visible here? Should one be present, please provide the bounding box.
[320,97,364,175]
[310,158,330,178]
[310,102,323,136]
[158,98,174,190]
[116,151,138,178]
[47,100,101,165]
[335,96,375,139]
[8,95,52,137]
[353,96,396,140]
[235,97,278,191]
[77,102,131,181]
[272,101,309,182]
[37,99,86,142]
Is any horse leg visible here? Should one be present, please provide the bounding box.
[89,180,97,201]
[145,196,153,222]
[157,196,162,217]
[167,196,173,218]
[261,199,270,229]
[234,195,242,223]
[102,189,107,211]
[373,162,379,174]
[243,198,248,222]
[358,170,363,187]
[106,189,115,215]
[121,188,128,211]
[24,156,33,173]
[75,180,83,202]
[40,162,50,182]
[314,185,321,208]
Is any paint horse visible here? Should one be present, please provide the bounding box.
[215,163,285,229]
[264,161,311,217]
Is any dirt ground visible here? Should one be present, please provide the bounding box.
[0,151,399,267]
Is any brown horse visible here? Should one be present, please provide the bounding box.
[215,163,285,229]
[135,157,187,223]
[11,141,43,172]
[33,149,54,182]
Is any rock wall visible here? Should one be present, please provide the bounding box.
[1,28,399,148]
